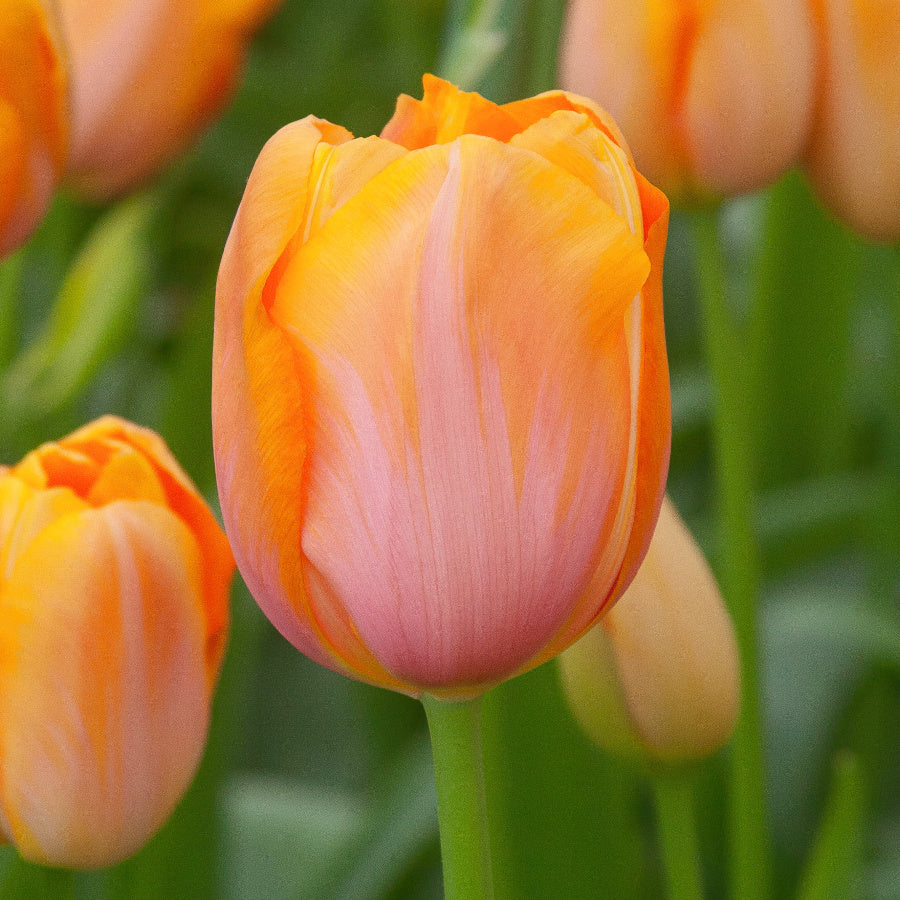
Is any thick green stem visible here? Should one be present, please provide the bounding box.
[650,770,705,900]
[422,694,494,900]
[693,208,771,900]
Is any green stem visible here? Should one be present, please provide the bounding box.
[422,694,494,900]
[650,770,705,900]
[693,207,771,900]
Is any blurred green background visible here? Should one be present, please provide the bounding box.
[0,0,897,897]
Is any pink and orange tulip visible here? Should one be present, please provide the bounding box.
[804,0,900,241]
[213,76,671,699]
[0,417,233,869]
[560,496,740,762]
[560,0,816,200]
[0,0,68,257]
[57,0,281,200]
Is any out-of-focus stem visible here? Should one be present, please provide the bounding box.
[651,770,705,900]
[693,207,771,900]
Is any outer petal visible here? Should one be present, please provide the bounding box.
[0,0,68,256]
[213,119,412,690]
[0,502,209,868]
[269,135,650,695]
[805,0,900,240]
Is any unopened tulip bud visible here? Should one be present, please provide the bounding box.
[804,0,900,241]
[0,417,233,868]
[57,0,282,200]
[560,497,739,762]
[0,0,68,257]
[560,0,816,200]
[213,75,671,700]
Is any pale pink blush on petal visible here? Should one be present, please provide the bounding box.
[300,143,629,689]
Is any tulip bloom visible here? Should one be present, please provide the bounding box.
[560,0,816,199]
[57,0,281,200]
[0,0,68,257]
[213,75,670,699]
[560,497,740,762]
[0,417,233,869]
[804,0,900,241]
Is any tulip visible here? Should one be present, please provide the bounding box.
[0,416,233,869]
[56,0,281,200]
[213,75,671,699]
[559,496,740,762]
[804,0,900,241]
[559,0,817,200]
[0,0,68,257]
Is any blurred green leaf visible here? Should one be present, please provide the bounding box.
[796,752,866,900]
[1,195,156,425]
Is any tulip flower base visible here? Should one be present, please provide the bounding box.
[422,694,494,900]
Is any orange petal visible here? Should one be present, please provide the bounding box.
[0,502,209,868]
[269,135,650,693]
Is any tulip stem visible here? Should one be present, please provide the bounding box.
[650,769,705,900]
[422,693,494,900]
[693,207,771,900]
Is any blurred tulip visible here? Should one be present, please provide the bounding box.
[0,417,233,869]
[0,0,68,257]
[560,0,816,200]
[213,75,671,699]
[559,496,740,763]
[804,0,900,241]
[57,0,281,200]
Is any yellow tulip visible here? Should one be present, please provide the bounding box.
[559,496,740,762]
[57,0,282,200]
[804,0,900,241]
[0,0,68,257]
[0,417,233,868]
[213,76,671,699]
[560,0,816,200]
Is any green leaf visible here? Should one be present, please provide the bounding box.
[1,194,156,424]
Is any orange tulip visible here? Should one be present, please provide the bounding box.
[804,0,900,241]
[213,75,671,699]
[559,496,740,762]
[0,0,68,257]
[57,0,281,200]
[560,0,817,200]
[0,417,233,869]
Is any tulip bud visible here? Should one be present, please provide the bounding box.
[0,417,233,869]
[0,0,68,257]
[213,75,671,699]
[560,0,817,200]
[559,497,739,762]
[56,0,282,200]
[804,0,900,241]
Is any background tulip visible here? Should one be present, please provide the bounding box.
[57,0,282,200]
[559,0,817,200]
[0,0,68,257]
[559,496,740,762]
[213,75,671,700]
[0,417,233,869]
[804,0,900,241]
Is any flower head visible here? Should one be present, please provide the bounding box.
[560,0,817,200]
[560,497,740,762]
[57,0,282,199]
[213,76,670,698]
[0,417,233,868]
[0,0,68,257]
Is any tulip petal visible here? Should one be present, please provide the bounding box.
[0,501,208,868]
[269,135,651,693]
[213,120,412,689]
